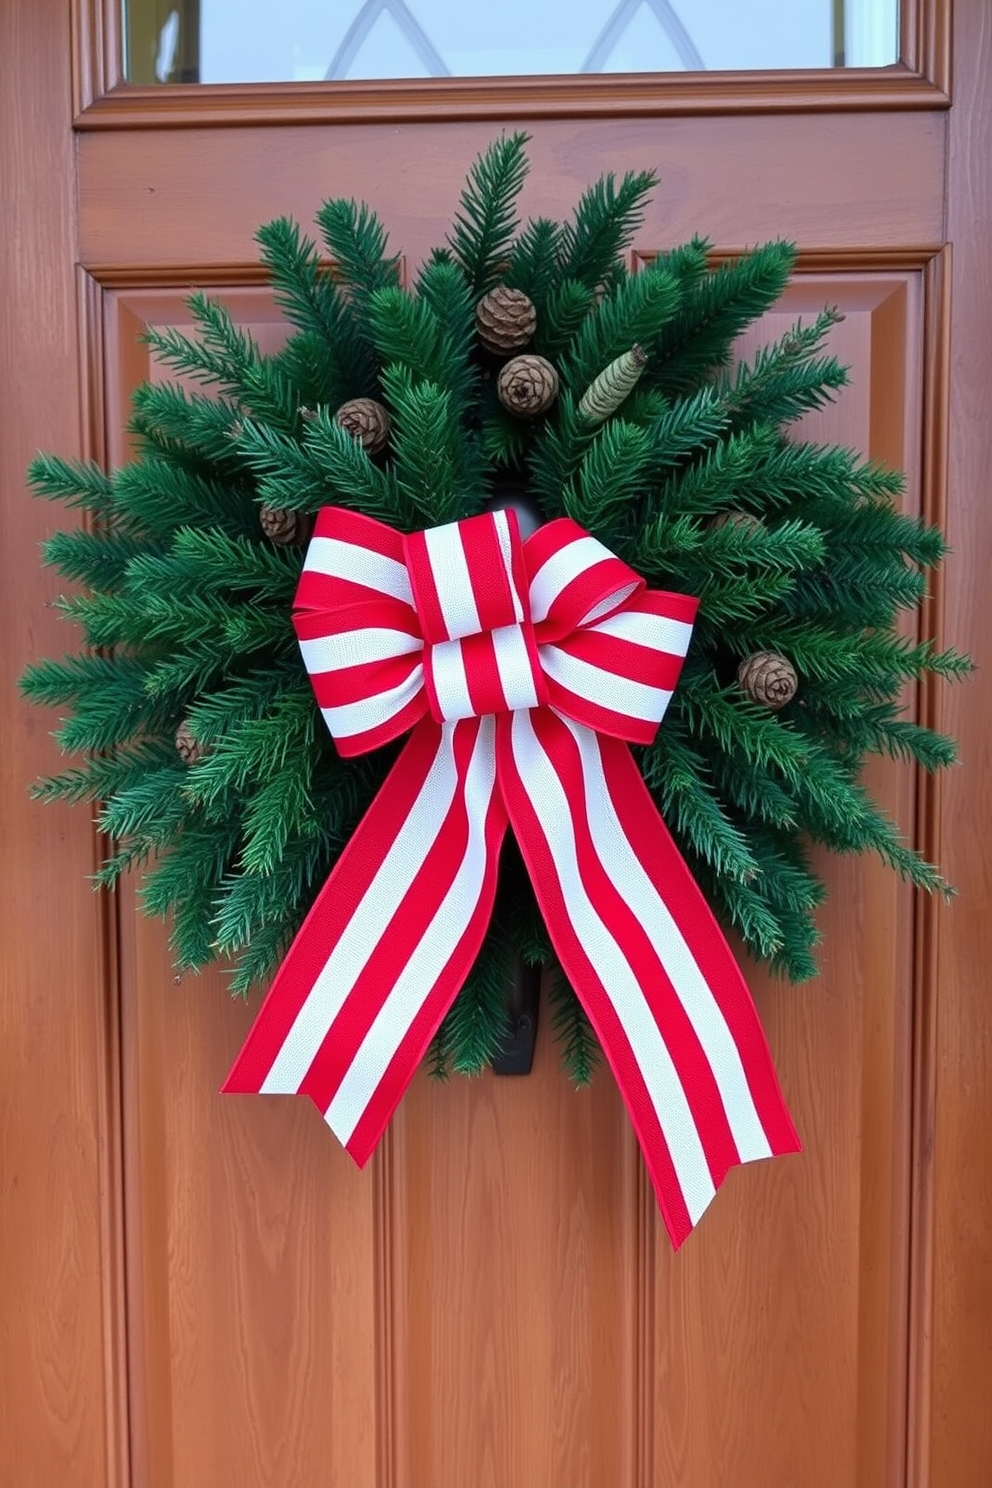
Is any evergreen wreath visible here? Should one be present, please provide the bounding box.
[22,134,968,1086]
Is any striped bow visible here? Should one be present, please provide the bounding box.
[224,505,800,1248]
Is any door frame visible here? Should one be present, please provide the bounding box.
[2,1,990,1483]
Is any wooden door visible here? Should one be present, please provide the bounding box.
[3,2,991,1484]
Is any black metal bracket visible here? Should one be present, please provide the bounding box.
[490,959,541,1076]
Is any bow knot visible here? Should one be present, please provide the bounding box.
[402,511,545,722]
[227,504,800,1250]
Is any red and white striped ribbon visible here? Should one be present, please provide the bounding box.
[225,505,800,1248]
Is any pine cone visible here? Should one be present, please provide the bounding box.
[476,286,537,354]
[259,504,309,546]
[497,355,559,418]
[578,345,647,424]
[738,652,799,711]
[175,719,205,765]
[335,397,391,456]
[710,511,763,534]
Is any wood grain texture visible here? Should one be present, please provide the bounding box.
[98,294,378,1488]
[0,4,123,1486]
[385,1011,644,1488]
[77,113,946,276]
[122,917,380,1488]
[647,275,925,1488]
[928,1,992,1483]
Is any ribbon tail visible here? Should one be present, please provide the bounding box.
[224,715,507,1167]
[498,708,801,1250]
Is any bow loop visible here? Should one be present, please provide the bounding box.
[294,507,426,756]
[524,519,643,643]
[539,588,699,745]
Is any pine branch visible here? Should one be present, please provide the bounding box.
[649,238,711,294]
[141,817,242,970]
[722,310,848,431]
[563,261,680,391]
[28,453,116,521]
[437,923,513,1075]
[30,737,179,807]
[98,761,191,842]
[414,259,479,414]
[227,919,294,996]
[112,458,257,539]
[529,392,598,517]
[124,528,299,604]
[240,768,317,876]
[235,411,407,525]
[42,529,150,591]
[548,972,600,1086]
[506,216,565,308]
[558,169,658,291]
[128,383,247,475]
[21,653,173,752]
[304,407,416,525]
[182,688,317,808]
[380,365,472,525]
[255,215,376,401]
[213,836,331,959]
[640,731,760,883]
[146,293,298,430]
[648,423,782,518]
[699,863,787,962]
[535,279,596,359]
[316,197,401,325]
[645,386,731,472]
[647,242,796,394]
[564,419,653,534]
[447,131,530,294]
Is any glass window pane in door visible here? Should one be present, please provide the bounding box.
[123,0,900,85]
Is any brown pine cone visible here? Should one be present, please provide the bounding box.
[476,286,537,354]
[710,511,763,534]
[737,652,799,711]
[175,719,205,765]
[335,397,391,456]
[259,504,309,546]
[497,355,559,418]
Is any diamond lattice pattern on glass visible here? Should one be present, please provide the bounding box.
[125,0,899,85]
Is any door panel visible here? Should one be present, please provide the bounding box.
[76,115,946,271]
[97,252,927,1487]
[4,2,992,1485]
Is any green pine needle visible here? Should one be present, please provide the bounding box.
[447,130,531,295]
[548,973,601,1087]
[559,169,658,291]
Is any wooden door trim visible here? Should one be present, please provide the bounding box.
[927,3,992,1476]
[903,275,947,1484]
[903,242,949,1488]
[77,263,134,1488]
[72,0,950,128]
[85,245,949,293]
